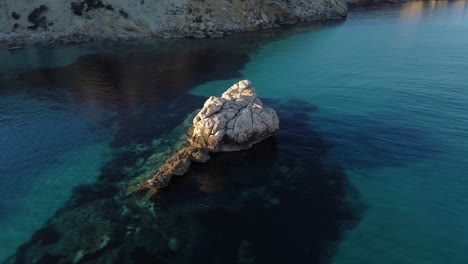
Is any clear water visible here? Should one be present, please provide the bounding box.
[1,1,468,263]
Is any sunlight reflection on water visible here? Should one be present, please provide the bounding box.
[400,0,467,21]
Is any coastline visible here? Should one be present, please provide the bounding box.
[0,16,341,45]
[0,0,411,46]
[0,0,347,45]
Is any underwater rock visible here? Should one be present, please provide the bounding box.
[11,199,121,264]
[168,237,180,252]
[238,240,255,264]
[143,80,279,191]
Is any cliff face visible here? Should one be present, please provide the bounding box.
[0,0,347,42]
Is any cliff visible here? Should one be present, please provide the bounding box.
[0,0,347,43]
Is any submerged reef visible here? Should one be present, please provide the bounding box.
[5,97,363,264]
[143,80,280,192]
[4,44,362,263]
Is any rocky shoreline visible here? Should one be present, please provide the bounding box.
[0,0,410,45]
[4,93,360,264]
[0,0,347,44]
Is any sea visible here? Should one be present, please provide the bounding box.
[1,1,467,263]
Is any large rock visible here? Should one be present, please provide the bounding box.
[143,80,279,191]
[189,80,279,152]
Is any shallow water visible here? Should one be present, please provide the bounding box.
[1,1,468,263]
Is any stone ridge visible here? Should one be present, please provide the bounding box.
[143,147,210,191]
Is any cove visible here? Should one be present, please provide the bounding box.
[1,1,468,263]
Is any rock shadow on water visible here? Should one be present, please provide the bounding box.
[5,98,364,264]
[311,112,442,170]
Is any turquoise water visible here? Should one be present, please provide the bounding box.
[332,4,468,261]
[1,1,468,263]
[194,2,468,263]
[0,92,114,259]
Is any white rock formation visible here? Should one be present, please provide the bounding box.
[143,80,279,191]
[189,80,279,152]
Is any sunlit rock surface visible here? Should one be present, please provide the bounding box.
[144,80,279,191]
[189,80,279,152]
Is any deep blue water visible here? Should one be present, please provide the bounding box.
[1,1,468,263]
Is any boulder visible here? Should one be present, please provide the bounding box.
[261,13,270,24]
[189,23,200,30]
[143,80,279,192]
[199,22,206,31]
[206,21,215,31]
[193,30,207,38]
[189,80,279,152]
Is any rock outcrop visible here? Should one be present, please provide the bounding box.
[189,80,279,152]
[143,80,279,191]
[0,0,347,43]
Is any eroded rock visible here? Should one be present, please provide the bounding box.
[189,80,279,152]
[143,80,279,191]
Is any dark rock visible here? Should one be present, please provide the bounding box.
[71,0,110,16]
[27,5,48,30]
[119,9,129,19]
[86,0,105,10]
[11,12,20,20]
[70,2,85,16]
[36,254,66,264]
